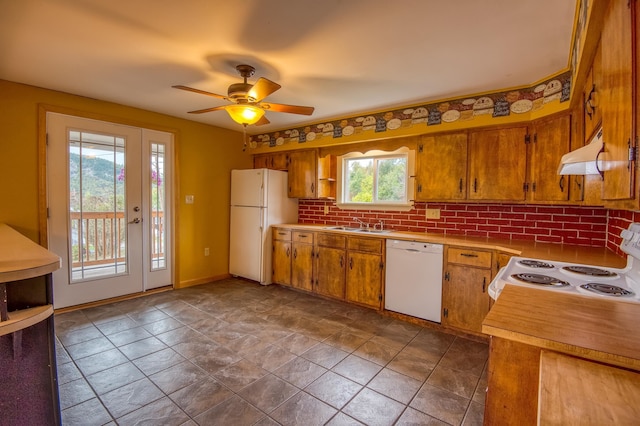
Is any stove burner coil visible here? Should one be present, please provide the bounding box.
[562,265,617,277]
[510,273,570,287]
[579,283,635,297]
[517,259,554,269]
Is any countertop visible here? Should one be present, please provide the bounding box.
[0,223,61,282]
[274,224,627,268]
[482,285,640,371]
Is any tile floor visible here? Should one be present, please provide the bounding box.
[55,278,488,425]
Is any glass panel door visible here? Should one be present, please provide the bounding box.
[68,130,127,281]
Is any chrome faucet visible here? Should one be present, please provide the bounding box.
[373,220,384,230]
[353,217,368,229]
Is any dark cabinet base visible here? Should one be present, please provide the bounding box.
[0,317,60,426]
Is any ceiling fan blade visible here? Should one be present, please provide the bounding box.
[261,102,314,115]
[255,115,271,126]
[173,85,228,100]
[187,105,228,114]
[248,78,281,102]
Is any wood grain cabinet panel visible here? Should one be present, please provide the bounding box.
[530,114,571,202]
[288,150,318,198]
[443,247,493,333]
[291,231,314,291]
[416,132,468,201]
[315,233,346,300]
[468,127,528,201]
[600,0,635,201]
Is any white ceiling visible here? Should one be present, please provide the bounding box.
[0,0,577,135]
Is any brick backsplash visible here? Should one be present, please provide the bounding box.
[607,209,640,256]
[298,200,610,247]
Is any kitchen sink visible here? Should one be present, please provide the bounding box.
[323,226,361,231]
[323,226,391,234]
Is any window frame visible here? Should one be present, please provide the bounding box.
[336,147,415,211]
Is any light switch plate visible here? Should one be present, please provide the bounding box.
[185,195,194,204]
[426,208,441,219]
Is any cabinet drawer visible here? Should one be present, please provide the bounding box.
[293,231,315,244]
[273,228,292,241]
[317,233,346,249]
[447,247,492,268]
[347,237,383,254]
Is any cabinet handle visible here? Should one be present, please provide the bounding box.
[585,84,596,119]
[286,247,290,258]
[299,234,308,238]
[595,143,605,180]
[340,255,344,268]
[473,178,477,193]
[461,253,478,258]
[459,178,463,193]
[349,257,353,270]
[311,182,315,194]
[482,277,486,293]
[293,248,297,259]
[559,175,565,192]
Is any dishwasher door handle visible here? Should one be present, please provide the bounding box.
[404,249,421,253]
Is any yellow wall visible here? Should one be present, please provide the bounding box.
[0,79,251,287]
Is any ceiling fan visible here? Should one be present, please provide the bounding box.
[173,64,314,126]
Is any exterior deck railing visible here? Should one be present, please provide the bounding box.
[69,211,164,268]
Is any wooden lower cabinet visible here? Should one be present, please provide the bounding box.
[442,247,493,333]
[485,337,640,425]
[272,228,292,286]
[345,237,384,309]
[291,231,314,291]
[485,337,540,426]
[315,233,346,299]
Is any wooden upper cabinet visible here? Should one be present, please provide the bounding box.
[468,127,528,201]
[600,0,634,200]
[583,43,603,142]
[530,114,571,203]
[416,133,468,201]
[254,152,288,171]
[288,150,318,198]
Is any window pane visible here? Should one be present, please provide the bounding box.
[376,157,407,202]
[150,143,166,270]
[346,158,373,203]
[68,131,127,282]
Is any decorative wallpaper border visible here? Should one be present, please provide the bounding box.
[249,71,571,149]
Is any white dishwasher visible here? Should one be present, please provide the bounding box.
[385,239,443,323]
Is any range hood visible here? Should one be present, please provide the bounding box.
[557,127,604,177]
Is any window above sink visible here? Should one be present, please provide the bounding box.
[336,147,415,212]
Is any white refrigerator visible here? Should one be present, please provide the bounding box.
[229,168,298,284]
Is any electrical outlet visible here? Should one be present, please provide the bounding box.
[185,195,194,204]
[324,205,330,215]
[204,247,210,256]
[426,208,441,220]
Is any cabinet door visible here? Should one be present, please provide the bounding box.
[315,246,346,299]
[600,0,634,200]
[254,153,289,170]
[288,150,317,198]
[292,242,314,291]
[530,115,571,202]
[468,127,528,201]
[272,240,291,286]
[346,252,382,309]
[442,263,492,333]
[416,133,468,200]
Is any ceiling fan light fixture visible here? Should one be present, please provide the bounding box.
[225,104,265,125]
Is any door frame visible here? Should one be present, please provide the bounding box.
[37,104,179,301]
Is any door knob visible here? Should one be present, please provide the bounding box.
[133,206,140,212]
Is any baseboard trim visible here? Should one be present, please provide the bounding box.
[177,274,232,288]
